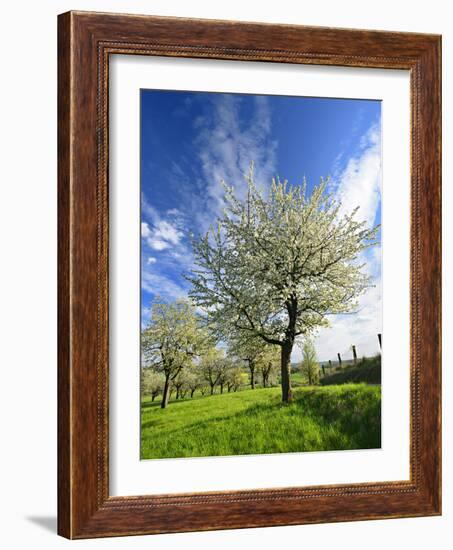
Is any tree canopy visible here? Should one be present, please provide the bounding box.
[141,299,209,408]
[187,165,378,401]
[299,339,320,386]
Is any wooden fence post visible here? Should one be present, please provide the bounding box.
[378,333,382,349]
[352,345,357,365]
[337,352,342,368]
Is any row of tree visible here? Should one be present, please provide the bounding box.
[141,300,282,407]
[141,300,322,407]
[140,349,280,403]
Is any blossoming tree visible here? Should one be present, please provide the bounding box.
[187,167,378,402]
[141,299,209,408]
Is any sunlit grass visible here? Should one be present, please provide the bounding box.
[140,384,381,459]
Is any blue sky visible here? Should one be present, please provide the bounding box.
[141,89,382,362]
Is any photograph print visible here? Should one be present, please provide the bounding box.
[140,89,382,460]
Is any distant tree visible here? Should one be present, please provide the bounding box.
[228,333,280,390]
[300,339,320,385]
[215,357,239,394]
[217,359,231,394]
[141,368,165,401]
[228,335,265,390]
[141,299,208,408]
[199,348,227,395]
[187,164,378,402]
[258,347,280,388]
[173,370,191,400]
[226,364,247,392]
[184,369,204,398]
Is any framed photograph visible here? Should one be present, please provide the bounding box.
[58,11,441,539]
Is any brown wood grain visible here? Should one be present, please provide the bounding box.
[57,10,441,539]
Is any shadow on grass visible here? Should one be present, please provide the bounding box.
[141,393,283,431]
[141,389,263,410]
[141,385,381,459]
[141,398,287,458]
[296,386,381,448]
[321,356,381,385]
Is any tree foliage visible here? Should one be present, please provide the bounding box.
[299,339,320,386]
[141,368,165,401]
[227,332,279,389]
[227,333,266,389]
[258,346,280,388]
[187,165,378,402]
[199,347,230,395]
[226,364,247,392]
[141,299,209,408]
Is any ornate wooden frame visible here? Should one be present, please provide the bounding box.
[58,11,441,539]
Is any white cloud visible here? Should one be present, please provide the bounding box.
[291,122,383,363]
[194,94,277,231]
[141,194,161,225]
[308,281,382,363]
[153,221,182,245]
[140,95,278,301]
[148,239,168,251]
[142,219,183,251]
[141,222,151,238]
[333,122,381,228]
[290,278,382,363]
[141,270,187,301]
[141,198,195,302]
[166,208,181,217]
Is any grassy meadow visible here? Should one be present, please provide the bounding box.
[140,384,381,459]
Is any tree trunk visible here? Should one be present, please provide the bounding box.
[281,341,293,403]
[191,389,195,398]
[250,362,255,389]
[220,383,224,394]
[210,384,215,395]
[161,375,171,409]
[352,345,357,365]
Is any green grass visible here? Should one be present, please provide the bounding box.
[140,384,381,459]
[290,371,305,386]
[321,355,381,386]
